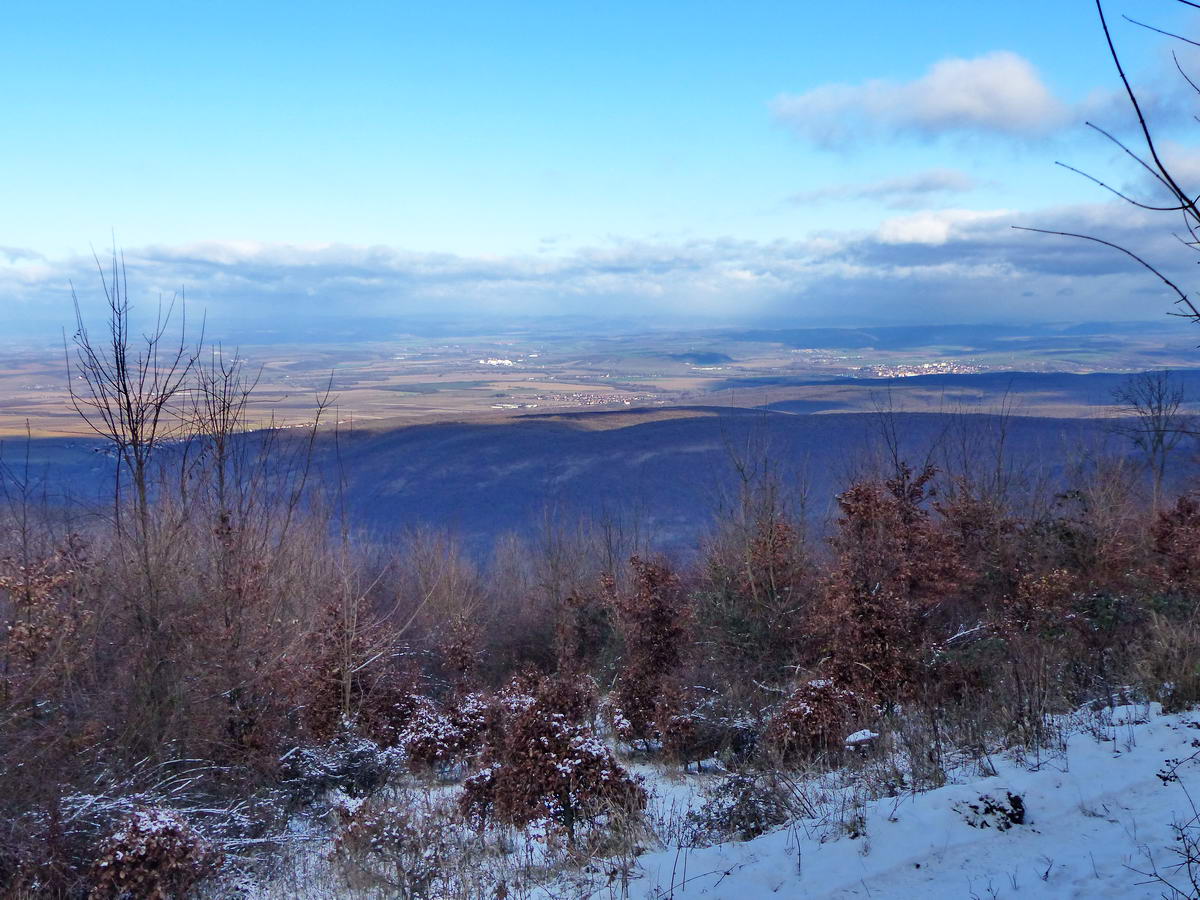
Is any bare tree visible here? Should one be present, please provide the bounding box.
[187,345,261,519]
[1016,0,1200,324]
[66,251,201,753]
[67,251,200,533]
[1112,369,1191,511]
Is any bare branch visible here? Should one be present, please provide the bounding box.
[1096,0,1191,207]
[1054,160,1188,210]
[67,249,201,531]
[1084,122,1177,196]
[1123,14,1200,48]
[1174,50,1200,97]
[1012,225,1200,319]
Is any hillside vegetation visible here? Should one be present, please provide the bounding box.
[3,366,1200,897]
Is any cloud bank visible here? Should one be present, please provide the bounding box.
[0,202,1192,339]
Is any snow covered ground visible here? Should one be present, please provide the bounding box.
[621,703,1200,899]
[247,703,1200,899]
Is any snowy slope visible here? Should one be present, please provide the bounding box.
[625,704,1200,900]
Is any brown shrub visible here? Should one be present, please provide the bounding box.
[88,808,219,900]
[554,586,613,673]
[763,679,862,760]
[300,585,414,747]
[396,692,479,772]
[333,796,454,897]
[0,538,93,727]
[819,463,967,705]
[1030,457,1146,590]
[1152,494,1200,592]
[605,556,691,743]
[1000,567,1078,636]
[460,674,642,844]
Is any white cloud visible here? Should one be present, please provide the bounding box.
[790,168,978,208]
[773,51,1070,146]
[0,246,44,264]
[876,209,1011,245]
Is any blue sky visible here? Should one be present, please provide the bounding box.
[2,1,1199,333]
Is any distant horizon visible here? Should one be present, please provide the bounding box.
[5,309,1194,349]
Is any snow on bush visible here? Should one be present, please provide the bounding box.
[280,735,406,806]
[459,675,645,844]
[764,679,862,759]
[384,690,493,774]
[88,807,219,899]
[333,795,460,897]
[684,773,793,844]
[393,693,468,771]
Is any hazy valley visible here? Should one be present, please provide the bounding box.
[12,320,1200,555]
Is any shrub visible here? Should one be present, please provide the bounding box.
[396,693,473,773]
[1153,494,1200,593]
[1134,611,1200,712]
[280,736,404,807]
[333,795,456,898]
[554,587,613,673]
[438,612,482,692]
[1000,567,1077,636]
[88,808,219,900]
[694,514,812,686]
[460,675,644,844]
[0,799,88,899]
[605,557,691,743]
[763,679,861,760]
[685,773,793,844]
[0,542,90,706]
[820,463,967,705]
[519,669,598,724]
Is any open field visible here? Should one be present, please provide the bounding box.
[4,320,1199,437]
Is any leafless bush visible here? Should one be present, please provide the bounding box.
[332,791,467,898]
[684,772,794,844]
